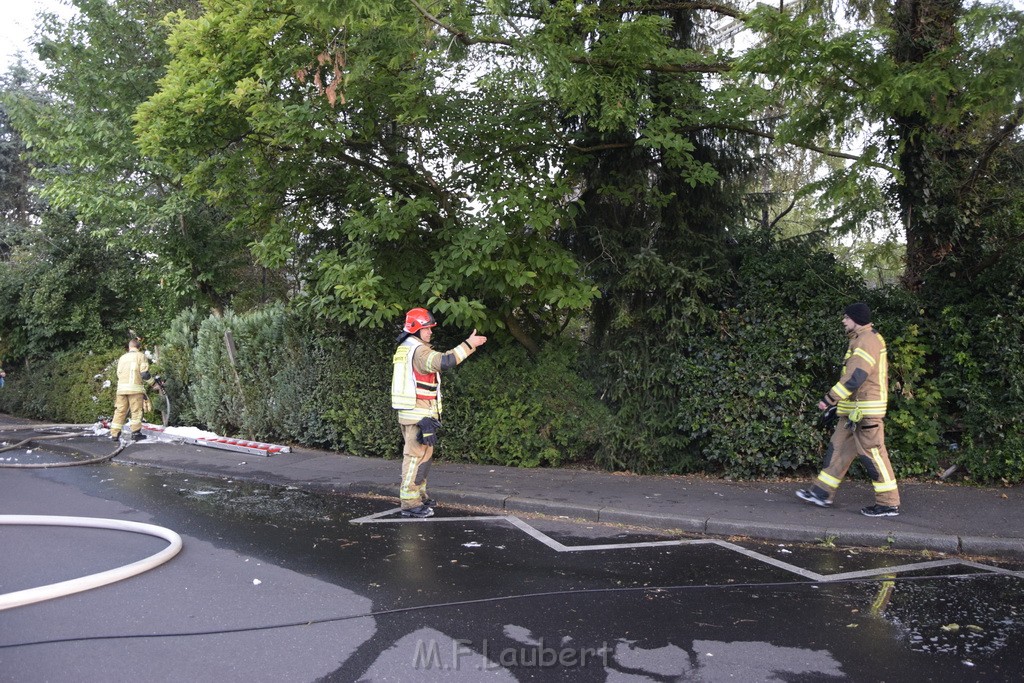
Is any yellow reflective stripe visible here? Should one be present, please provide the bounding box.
[872,578,895,615]
[400,455,421,498]
[117,383,146,393]
[398,407,440,421]
[837,400,886,416]
[831,382,852,399]
[424,351,443,373]
[852,348,876,366]
[817,471,842,489]
[453,345,469,363]
[878,349,888,402]
[870,448,896,491]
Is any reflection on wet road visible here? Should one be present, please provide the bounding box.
[3,463,1022,681]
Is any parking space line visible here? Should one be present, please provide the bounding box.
[351,507,1024,583]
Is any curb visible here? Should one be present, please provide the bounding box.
[13,430,1024,562]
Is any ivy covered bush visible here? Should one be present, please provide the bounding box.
[442,339,609,467]
[593,237,951,479]
[919,279,1024,484]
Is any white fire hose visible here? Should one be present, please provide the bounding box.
[0,515,182,611]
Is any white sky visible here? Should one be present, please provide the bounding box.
[3,1,1021,74]
[0,0,76,73]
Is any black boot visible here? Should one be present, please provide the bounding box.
[400,505,434,518]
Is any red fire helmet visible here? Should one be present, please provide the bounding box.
[403,307,437,334]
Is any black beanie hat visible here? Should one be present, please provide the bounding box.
[844,302,871,326]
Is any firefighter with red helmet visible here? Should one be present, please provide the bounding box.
[391,308,487,517]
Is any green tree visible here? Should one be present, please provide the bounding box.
[0,64,40,265]
[2,62,171,360]
[741,0,1024,285]
[0,210,170,359]
[134,1,779,351]
[5,0,268,313]
[134,0,593,349]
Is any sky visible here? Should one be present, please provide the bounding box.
[0,0,76,73]
[3,1,1022,74]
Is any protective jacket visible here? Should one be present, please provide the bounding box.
[823,323,887,420]
[391,335,475,424]
[116,350,154,395]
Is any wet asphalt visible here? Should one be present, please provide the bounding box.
[2,423,1024,681]
[2,462,1024,679]
[6,418,1021,560]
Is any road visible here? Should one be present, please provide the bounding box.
[2,455,1022,681]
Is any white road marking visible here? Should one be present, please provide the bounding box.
[351,508,1024,583]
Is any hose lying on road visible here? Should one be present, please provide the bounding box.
[0,432,125,468]
[0,424,96,432]
[0,515,183,611]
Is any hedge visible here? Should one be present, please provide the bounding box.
[2,238,1022,484]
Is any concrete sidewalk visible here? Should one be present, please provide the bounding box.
[5,418,1024,560]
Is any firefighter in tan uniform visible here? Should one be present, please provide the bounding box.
[797,303,901,517]
[109,338,159,442]
[391,308,487,518]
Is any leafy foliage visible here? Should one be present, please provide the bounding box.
[188,311,248,435]
[0,347,162,425]
[158,306,207,426]
[2,0,1024,486]
[0,211,171,360]
[6,0,261,312]
[443,340,609,468]
[0,65,40,252]
[155,305,606,465]
[597,236,881,477]
[741,1,1024,284]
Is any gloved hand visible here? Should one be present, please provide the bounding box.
[154,375,167,391]
[820,405,838,427]
[416,417,441,446]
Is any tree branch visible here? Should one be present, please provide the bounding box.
[568,141,635,153]
[570,56,732,74]
[408,0,513,47]
[503,312,541,356]
[601,2,745,20]
[705,123,898,172]
[408,0,733,71]
[566,122,897,172]
[962,103,1024,196]
[768,193,798,232]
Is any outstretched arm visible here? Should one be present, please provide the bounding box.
[417,330,488,373]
